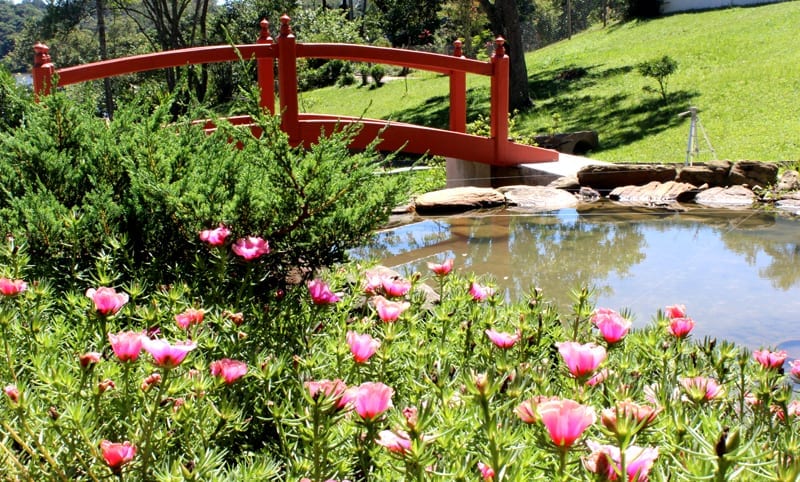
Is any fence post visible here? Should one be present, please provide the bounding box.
[449,40,466,133]
[257,19,275,115]
[490,37,509,164]
[32,42,54,101]
[277,15,299,142]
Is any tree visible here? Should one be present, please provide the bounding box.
[479,0,532,112]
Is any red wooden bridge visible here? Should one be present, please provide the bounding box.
[32,15,558,167]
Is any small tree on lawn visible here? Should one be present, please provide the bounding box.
[638,55,678,102]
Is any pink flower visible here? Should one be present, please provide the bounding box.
[363,273,385,294]
[752,349,787,370]
[668,317,695,338]
[585,440,659,481]
[376,430,412,454]
[556,341,607,379]
[591,308,632,344]
[537,398,596,448]
[428,258,454,276]
[142,338,197,369]
[469,281,494,302]
[477,461,495,480]
[347,331,381,363]
[485,328,521,349]
[175,308,205,330]
[199,225,231,246]
[352,381,394,421]
[372,295,410,322]
[516,395,558,424]
[587,369,610,387]
[600,400,659,437]
[680,376,723,403]
[788,400,800,418]
[232,236,270,261]
[210,358,248,384]
[79,351,102,368]
[4,384,20,404]
[308,279,341,305]
[100,440,136,474]
[382,277,411,298]
[140,373,162,391]
[664,304,687,319]
[790,360,800,380]
[305,379,349,409]
[86,287,129,316]
[108,331,146,362]
[0,278,27,296]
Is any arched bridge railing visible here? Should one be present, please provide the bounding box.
[32,15,558,167]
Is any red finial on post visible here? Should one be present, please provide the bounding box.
[257,19,275,114]
[453,39,463,58]
[279,15,293,38]
[258,19,273,43]
[33,42,54,101]
[277,13,299,142]
[493,37,506,58]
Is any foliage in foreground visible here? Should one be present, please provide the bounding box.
[2,237,800,481]
[0,92,408,295]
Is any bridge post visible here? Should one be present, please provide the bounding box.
[257,19,275,114]
[490,37,510,164]
[32,42,54,101]
[449,40,466,133]
[277,15,300,142]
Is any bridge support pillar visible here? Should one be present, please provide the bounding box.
[446,158,492,188]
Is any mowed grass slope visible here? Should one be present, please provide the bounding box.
[300,1,800,163]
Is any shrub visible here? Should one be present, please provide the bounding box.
[370,64,386,87]
[638,55,678,102]
[0,66,30,132]
[624,0,663,20]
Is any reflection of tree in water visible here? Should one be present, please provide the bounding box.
[453,214,646,305]
[349,220,452,260]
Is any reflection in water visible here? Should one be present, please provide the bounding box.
[351,205,800,350]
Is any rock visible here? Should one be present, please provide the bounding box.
[548,175,581,191]
[534,131,599,155]
[413,187,505,215]
[728,160,779,188]
[677,160,731,187]
[497,185,578,210]
[777,170,800,191]
[578,186,601,202]
[577,164,678,191]
[694,185,756,207]
[608,181,698,204]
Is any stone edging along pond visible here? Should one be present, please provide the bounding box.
[410,160,800,216]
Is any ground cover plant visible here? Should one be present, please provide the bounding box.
[3,230,800,480]
[299,1,800,164]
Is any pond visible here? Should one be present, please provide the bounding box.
[350,203,800,352]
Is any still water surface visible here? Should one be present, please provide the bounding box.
[351,204,800,351]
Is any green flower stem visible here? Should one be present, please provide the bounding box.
[310,401,328,482]
[51,423,101,482]
[558,447,568,482]
[477,391,502,481]
[139,368,172,478]
[0,431,33,481]
[2,418,69,482]
[1,324,17,384]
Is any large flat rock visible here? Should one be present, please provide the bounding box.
[609,181,698,204]
[414,187,505,214]
[497,185,578,210]
[577,164,678,190]
[694,186,756,207]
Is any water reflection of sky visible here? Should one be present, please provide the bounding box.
[351,208,800,351]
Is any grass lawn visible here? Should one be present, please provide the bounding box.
[300,1,800,164]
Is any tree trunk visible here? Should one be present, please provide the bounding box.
[482,0,533,112]
[95,0,114,118]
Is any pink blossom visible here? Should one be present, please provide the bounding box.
[100,440,136,474]
[305,379,350,409]
[585,440,659,481]
[376,430,412,454]
[537,398,596,448]
[140,373,161,391]
[0,278,27,296]
[428,258,454,276]
[664,304,687,319]
[587,369,610,387]
[175,308,205,330]
[86,287,129,316]
[485,328,521,349]
[382,277,411,297]
[142,338,197,369]
[515,395,558,424]
[108,331,146,362]
[477,461,495,480]
[199,225,231,246]
[790,360,800,380]
[752,349,787,370]
[556,341,607,379]
[347,331,381,363]
[98,379,116,393]
[352,381,394,421]
[668,317,695,338]
[469,281,494,302]
[788,400,800,418]
[308,279,341,305]
[232,236,270,261]
[4,384,20,404]
[79,351,102,368]
[372,295,410,322]
[591,308,632,344]
[600,400,659,436]
[363,273,385,294]
[680,376,723,403]
[210,359,248,384]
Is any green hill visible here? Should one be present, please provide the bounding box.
[301,2,800,163]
